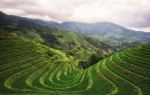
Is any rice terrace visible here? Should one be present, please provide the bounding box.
[0,0,150,95]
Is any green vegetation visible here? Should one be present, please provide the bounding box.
[0,30,150,95]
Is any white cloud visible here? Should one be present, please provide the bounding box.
[0,0,150,32]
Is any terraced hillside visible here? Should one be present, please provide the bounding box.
[0,32,150,95]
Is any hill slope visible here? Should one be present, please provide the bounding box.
[0,31,150,95]
[0,11,113,61]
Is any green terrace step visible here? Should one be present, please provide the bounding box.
[107,56,150,95]
[120,52,150,69]
[112,53,150,78]
[100,59,140,95]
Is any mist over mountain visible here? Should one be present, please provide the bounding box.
[59,22,150,45]
[0,11,150,46]
[33,19,150,46]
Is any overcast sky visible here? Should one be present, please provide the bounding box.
[0,0,150,32]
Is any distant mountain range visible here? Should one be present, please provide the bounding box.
[0,11,150,47]
[25,15,150,46]
[40,21,150,46]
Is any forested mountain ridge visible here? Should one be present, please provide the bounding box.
[1,11,150,47]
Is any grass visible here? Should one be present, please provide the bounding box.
[0,32,150,95]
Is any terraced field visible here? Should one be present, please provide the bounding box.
[0,33,150,95]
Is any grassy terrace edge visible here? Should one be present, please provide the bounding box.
[0,32,150,95]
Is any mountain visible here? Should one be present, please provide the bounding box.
[60,22,150,45]
[0,11,113,61]
[22,16,150,46]
[1,11,149,47]
[33,20,150,46]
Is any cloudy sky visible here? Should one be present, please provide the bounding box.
[0,0,150,32]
